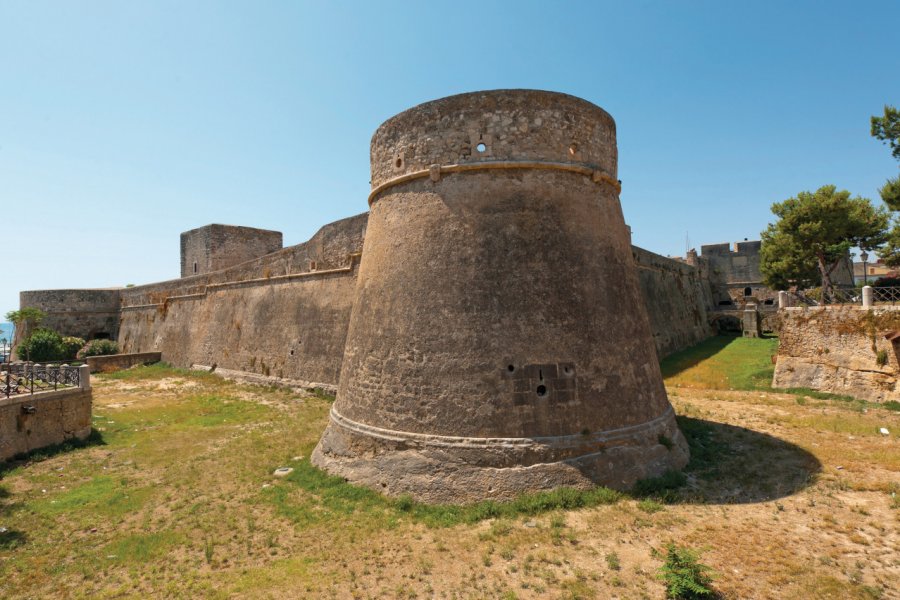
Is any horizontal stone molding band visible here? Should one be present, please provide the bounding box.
[367,160,621,206]
[121,254,360,311]
[37,310,121,316]
[328,404,675,453]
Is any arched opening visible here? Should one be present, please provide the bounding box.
[744,287,752,297]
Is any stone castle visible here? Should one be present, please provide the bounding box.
[18,219,778,385]
[12,90,808,500]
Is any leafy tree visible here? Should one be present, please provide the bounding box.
[871,105,900,161]
[5,307,46,330]
[760,185,888,299]
[872,105,900,264]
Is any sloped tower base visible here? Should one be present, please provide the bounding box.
[313,90,689,503]
[313,405,687,504]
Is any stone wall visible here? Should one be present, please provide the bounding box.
[16,289,122,349]
[21,208,717,388]
[0,388,92,462]
[87,352,162,373]
[117,214,368,389]
[632,247,715,358]
[181,224,283,278]
[772,306,900,402]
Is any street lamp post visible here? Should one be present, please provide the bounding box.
[861,250,869,285]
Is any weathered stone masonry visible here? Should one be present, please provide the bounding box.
[311,90,689,501]
[773,306,900,402]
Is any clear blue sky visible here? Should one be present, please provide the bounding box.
[2,0,898,315]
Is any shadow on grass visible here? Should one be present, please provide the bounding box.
[267,416,821,529]
[0,528,26,550]
[0,428,106,478]
[635,416,822,504]
[660,335,736,378]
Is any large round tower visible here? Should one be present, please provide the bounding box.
[312,90,689,503]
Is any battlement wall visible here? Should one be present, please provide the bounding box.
[632,246,714,358]
[21,209,714,387]
[117,213,368,388]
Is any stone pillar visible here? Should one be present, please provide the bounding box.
[78,364,91,390]
[742,304,761,338]
[312,90,689,503]
[778,291,789,309]
[863,286,874,308]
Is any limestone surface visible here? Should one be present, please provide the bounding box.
[312,90,689,502]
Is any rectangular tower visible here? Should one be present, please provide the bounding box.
[180,224,283,277]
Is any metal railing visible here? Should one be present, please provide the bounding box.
[2,363,83,399]
[872,286,900,305]
[785,286,900,307]
[788,287,860,306]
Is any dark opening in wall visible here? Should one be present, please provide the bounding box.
[93,332,111,340]
[744,287,752,296]
[193,262,198,274]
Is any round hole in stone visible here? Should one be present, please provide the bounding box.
[536,385,548,397]
[563,366,572,375]
[290,349,294,356]
[395,157,402,168]
[476,142,487,153]
[507,364,515,373]
[569,143,578,156]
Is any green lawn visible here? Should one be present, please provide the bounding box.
[660,335,779,391]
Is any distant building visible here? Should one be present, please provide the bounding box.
[853,259,896,285]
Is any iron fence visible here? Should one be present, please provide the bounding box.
[872,286,900,305]
[787,287,860,306]
[2,363,82,399]
[786,286,900,307]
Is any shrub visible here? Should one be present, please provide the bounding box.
[16,328,64,362]
[873,276,900,288]
[78,339,119,359]
[876,349,889,367]
[60,336,86,360]
[658,542,716,599]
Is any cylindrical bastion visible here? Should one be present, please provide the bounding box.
[312,90,689,503]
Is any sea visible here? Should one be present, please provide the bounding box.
[0,322,14,343]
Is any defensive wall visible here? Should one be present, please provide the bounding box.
[632,246,715,358]
[18,210,718,390]
[773,305,900,402]
[14,289,121,352]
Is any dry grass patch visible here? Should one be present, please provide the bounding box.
[0,352,897,599]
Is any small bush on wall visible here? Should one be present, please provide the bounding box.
[77,339,119,359]
[60,336,86,360]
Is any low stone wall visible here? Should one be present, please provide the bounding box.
[772,306,900,402]
[0,388,93,462]
[87,352,162,373]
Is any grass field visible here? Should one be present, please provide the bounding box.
[0,341,898,599]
